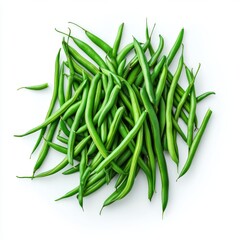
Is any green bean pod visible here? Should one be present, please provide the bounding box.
[166,48,183,165]
[178,109,212,179]
[17,83,48,91]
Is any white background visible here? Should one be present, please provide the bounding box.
[0,0,240,239]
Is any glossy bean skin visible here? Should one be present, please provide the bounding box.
[166,49,183,165]
[123,39,151,78]
[85,73,108,158]
[112,23,124,58]
[98,85,121,127]
[62,39,75,101]
[117,59,126,76]
[57,135,68,144]
[196,92,215,102]
[135,55,166,87]
[78,146,88,208]
[155,64,167,108]
[174,78,195,121]
[144,120,156,195]
[178,109,212,179]
[116,42,134,64]
[159,97,166,137]
[166,28,184,66]
[68,44,98,75]
[58,63,65,106]
[45,139,68,154]
[69,22,112,56]
[18,83,48,91]
[145,20,155,56]
[185,66,197,148]
[148,35,164,67]
[141,87,169,214]
[68,77,89,165]
[92,111,147,174]
[62,101,81,121]
[105,80,144,203]
[133,38,155,104]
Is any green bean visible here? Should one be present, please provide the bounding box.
[159,97,166,137]
[178,109,212,179]
[62,38,75,101]
[92,111,147,174]
[58,63,65,106]
[68,44,98,75]
[86,170,105,187]
[148,35,164,67]
[105,106,125,147]
[100,120,108,143]
[68,77,89,165]
[151,55,167,84]
[78,146,88,208]
[45,139,68,154]
[57,29,109,69]
[107,80,144,202]
[144,120,156,194]
[30,49,61,156]
[145,20,155,56]
[196,92,215,102]
[89,107,125,170]
[119,91,134,116]
[59,119,70,137]
[127,65,141,84]
[135,55,166,86]
[133,38,155,104]
[14,80,87,137]
[84,177,108,196]
[100,69,122,87]
[85,73,108,158]
[155,64,167,108]
[185,66,197,148]
[68,59,93,80]
[62,101,81,121]
[124,116,134,127]
[98,85,121,127]
[116,42,134,64]
[132,84,142,105]
[105,56,117,74]
[174,77,195,121]
[166,48,183,165]
[123,38,151,78]
[93,79,102,115]
[17,83,48,91]
[32,120,59,176]
[117,59,126,76]
[76,75,114,135]
[101,179,127,211]
[141,87,169,213]
[62,165,79,175]
[69,22,112,56]
[166,28,184,66]
[57,135,68,144]
[87,142,97,156]
[112,23,124,58]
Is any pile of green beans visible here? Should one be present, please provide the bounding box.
[16,22,214,214]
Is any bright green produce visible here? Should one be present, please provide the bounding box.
[16,22,213,215]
